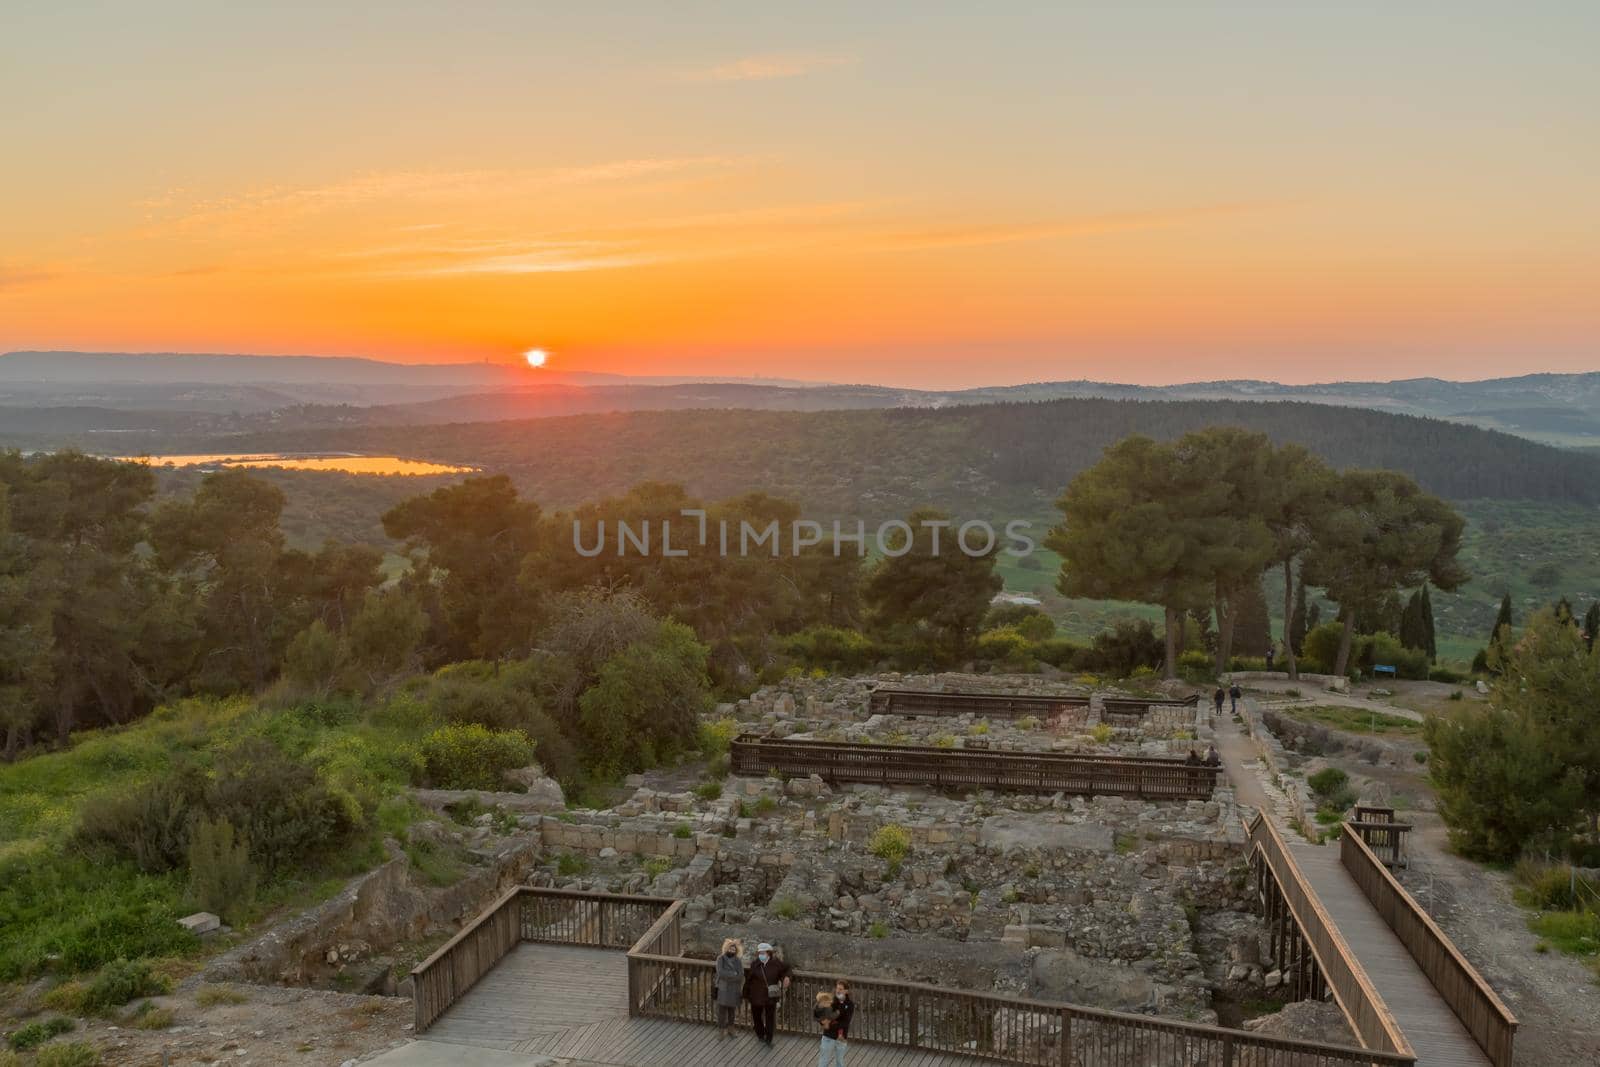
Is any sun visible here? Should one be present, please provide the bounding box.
[523,348,548,369]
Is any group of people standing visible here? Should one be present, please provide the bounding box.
[715,939,854,1064]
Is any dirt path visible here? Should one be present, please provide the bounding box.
[1398,815,1600,1067]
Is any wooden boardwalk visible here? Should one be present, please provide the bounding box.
[1287,841,1490,1066]
[1217,708,1496,1066]
[423,943,982,1067]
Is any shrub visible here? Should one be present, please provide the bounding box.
[1513,860,1600,912]
[782,626,879,673]
[1090,723,1113,745]
[0,1051,15,1067]
[8,1018,74,1051]
[1307,767,1348,797]
[1301,623,1345,675]
[555,853,588,877]
[672,823,693,840]
[206,739,363,875]
[642,857,672,878]
[868,921,889,939]
[74,765,207,873]
[417,724,536,791]
[194,986,247,1007]
[697,718,740,758]
[754,796,777,816]
[41,983,88,1014]
[773,897,800,920]
[1429,666,1466,684]
[186,816,255,925]
[975,627,1032,665]
[36,1043,100,1067]
[869,824,911,864]
[693,781,723,801]
[1083,619,1163,677]
[128,1003,176,1030]
[84,958,168,1012]
[1033,638,1084,668]
[1177,649,1214,680]
[932,734,956,748]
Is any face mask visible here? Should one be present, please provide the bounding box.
[725,949,736,956]
[758,953,770,963]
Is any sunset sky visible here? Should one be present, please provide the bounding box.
[2,2,1596,388]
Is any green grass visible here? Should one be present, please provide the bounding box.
[0,693,440,981]
[1527,910,1600,958]
[1281,704,1423,738]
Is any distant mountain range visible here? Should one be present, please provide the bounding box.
[2,350,1598,448]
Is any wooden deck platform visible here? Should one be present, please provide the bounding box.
[423,943,982,1067]
[1288,840,1490,1066]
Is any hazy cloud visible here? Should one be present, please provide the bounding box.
[676,53,853,83]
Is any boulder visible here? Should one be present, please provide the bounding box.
[179,912,221,936]
[505,765,567,810]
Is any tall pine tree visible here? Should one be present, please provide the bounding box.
[1584,602,1599,650]
[1400,590,1428,653]
[1485,592,1514,669]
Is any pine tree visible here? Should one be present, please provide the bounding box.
[1585,602,1599,651]
[1288,577,1309,656]
[1306,602,1322,633]
[1554,596,1575,626]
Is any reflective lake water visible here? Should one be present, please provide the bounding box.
[117,453,475,476]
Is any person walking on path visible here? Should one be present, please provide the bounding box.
[714,938,744,1038]
[1229,682,1242,713]
[744,941,792,1047]
[820,980,854,1067]
[1213,686,1225,720]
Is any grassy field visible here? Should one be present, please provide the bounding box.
[1275,704,1425,738]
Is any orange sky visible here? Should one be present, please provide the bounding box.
[2,4,1597,387]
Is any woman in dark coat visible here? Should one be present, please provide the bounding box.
[715,938,744,1037]
[744,941,792,1047]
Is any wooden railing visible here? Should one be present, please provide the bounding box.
[1102,693,1201,713]
[625,903,1410,1066]
[1346,809,1411,869]
[411,887,676,1032]
[729,734,1218,799]
[1340,828,1517,1067]
[869,688,1090,719]
[1247,814,1416,1063]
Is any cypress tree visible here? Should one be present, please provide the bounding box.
[1584,602,1598,650]
[1288,577,1309,655]
[1399,590,1427,653]
[1554,596,1576,626]
[1490,593,1512,647]
[1232,580,1273,657]
[1420,584,1437,661]
[1306,601,1322,633]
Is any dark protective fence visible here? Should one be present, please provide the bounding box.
[868,688,1091,719]
[730,734,1219,799]
[628,900,1414,1066]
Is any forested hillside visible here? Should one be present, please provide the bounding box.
[205,398,1600,516]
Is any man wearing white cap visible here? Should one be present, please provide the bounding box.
[742,940,792,1047]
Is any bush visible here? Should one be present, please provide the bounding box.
[85,958,168,1012]
[36,1043,100,1067]
[1177,649,1214,681]
[1032,638,1084,668]
[8,1018,74,1051]
[693,781,723,801]
[1307,767,1348,797]
[1429,666,1467,684]
[1357,633,1429,680]
[1090,723,1113,745]
[1301,623,1345,675]
[417,723,536,791]
[425,676,578,786]
[206,739,363,875]
[773,897,800,920]
[128,1004,176,1030]
[975,627,1032,665]
[782,626,879,673]
[869,824,911,864]
[194,986,247,1007]
[74,765,207,874]
[186,816,255,925]
[1513,860,1600,912]
[1083,619,1163,677]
